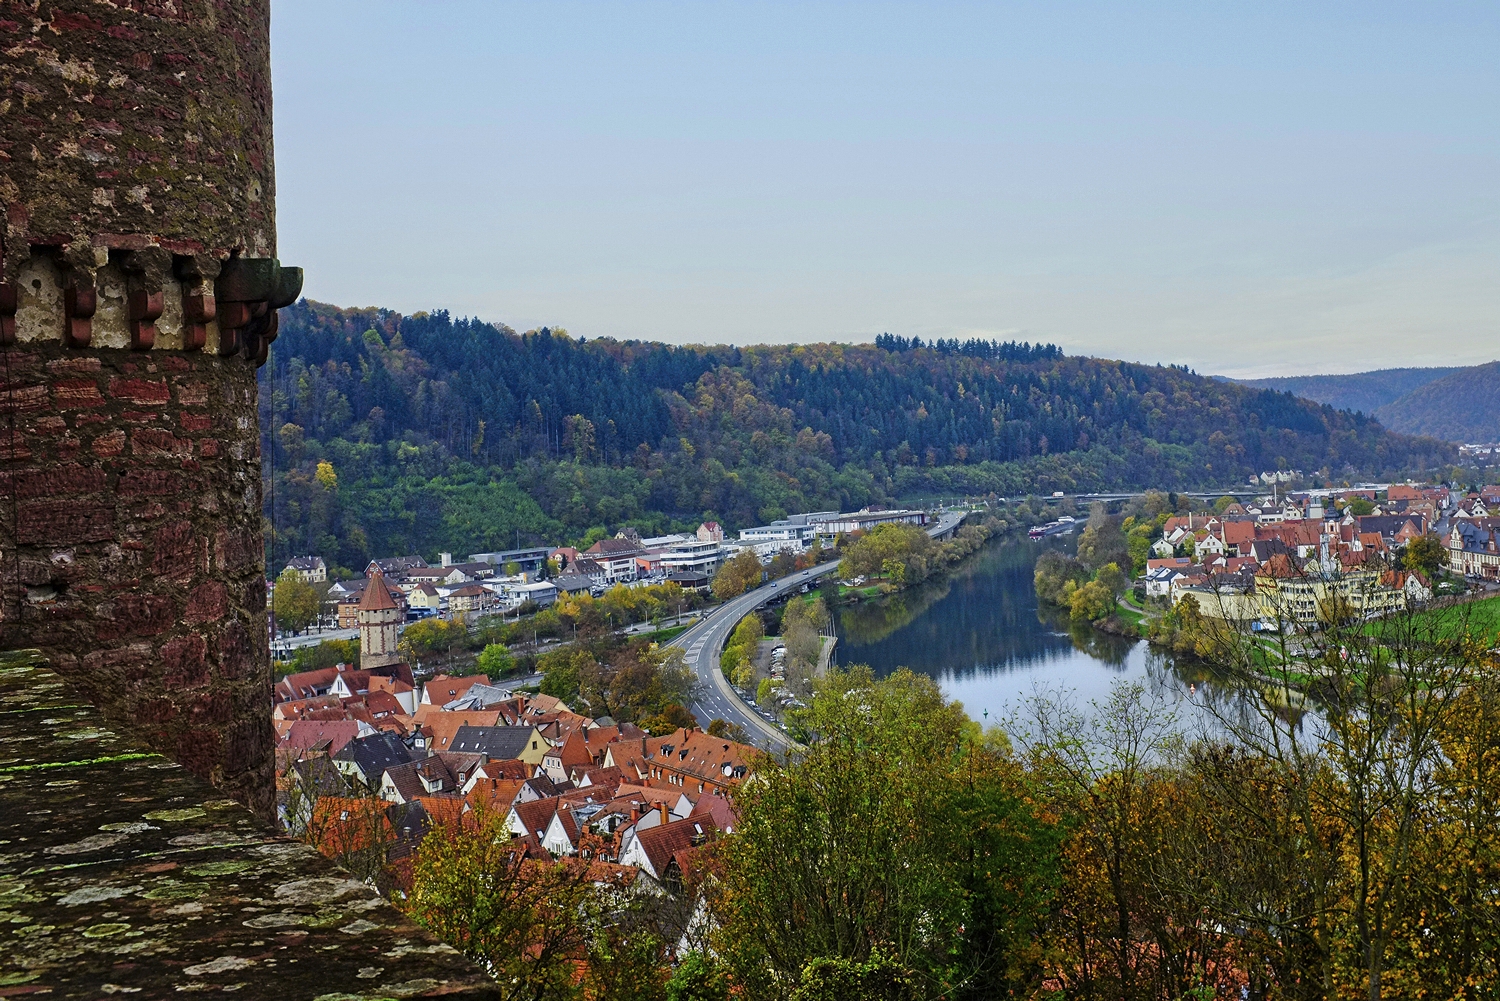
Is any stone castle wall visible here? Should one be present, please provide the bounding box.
[1,1,299,818]
[0,339,271,813]
[0,0,277,263]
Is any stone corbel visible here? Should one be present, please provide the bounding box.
[0,243,16,347]
[215,257,303,366]
[120,247,172,350]
[249,265,302,365]
[0,282,15,348]
[63,283,97,349]
[174,254,221,351]
[58,243,105,349]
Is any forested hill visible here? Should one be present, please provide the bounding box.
[1233,366,1459,417]
[1372,362,1500,443]
[259,300,1454,573]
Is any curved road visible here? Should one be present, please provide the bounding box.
[668,510,968,751]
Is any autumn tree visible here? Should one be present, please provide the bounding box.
[1034,551,1089,605]
[574,642,692,724]
[1187,576,1494,999]
[782,595,829,680]
[720,614,763,689]
[1076,506,1130,573]
[837,523,933,584]
[1402,532,1445,577]
[1094,562,1129,597]
[400,616,468,661]
[719,667,1063,998]
[407,806,651,1001]
[272,570,320,634]
[1066,578,1115,622]
[1015,682,1247,999]
[713,550,763,599]
[789,950,921,1001]
[706,718,750,742]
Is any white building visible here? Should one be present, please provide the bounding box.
[738,511,838,548]
[812,509,929,537]
[281,556,327,583]
[658,539,726,577]
[502,580,558,609]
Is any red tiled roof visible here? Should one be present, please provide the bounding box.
[689,791,739,832]
[546,730,595,773]
[424,710,502,751]
[281,719,361,756]
[425,675,490,706]
[369,675,414,696]
[511,797,561,839]
[466,778,526,813]
[1256,554,1304,579]
[275,667,340,702]
[360,568,399,611]
[633,814,720,877]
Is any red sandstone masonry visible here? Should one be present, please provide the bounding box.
[0,0,294,825]
[110,378,172,405]
[0,345,271,816]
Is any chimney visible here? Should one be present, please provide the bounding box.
[629,805,640,824]
[659,803,670,825]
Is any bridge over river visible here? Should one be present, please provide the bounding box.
[668,510,968,750]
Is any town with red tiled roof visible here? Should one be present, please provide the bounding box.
[1135,483,1462,624]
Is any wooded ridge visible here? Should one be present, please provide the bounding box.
[260,300,1454,573]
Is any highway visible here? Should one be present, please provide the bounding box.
[667,509,968,751]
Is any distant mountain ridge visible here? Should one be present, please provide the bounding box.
[1373,362,1500,443]
[1232,363,1500,443]
[1235,367,1459,416]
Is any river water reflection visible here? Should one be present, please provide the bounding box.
[833,533,1230,726]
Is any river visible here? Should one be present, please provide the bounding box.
[832,533,1231,727]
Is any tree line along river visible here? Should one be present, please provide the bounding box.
[831,531,1239,728]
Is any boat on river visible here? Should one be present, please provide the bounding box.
[1027,515,1077,539]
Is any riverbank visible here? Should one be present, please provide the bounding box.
[832,514,1017,604]
[829,532,1226,725]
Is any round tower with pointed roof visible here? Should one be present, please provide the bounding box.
[359,568,403,670]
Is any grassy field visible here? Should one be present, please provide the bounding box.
[838,583,886,599]
[1363,594,1500,641]
[641,624,690,645]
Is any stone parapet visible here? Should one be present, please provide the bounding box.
[3,246,300,365]
[0,650,501,998]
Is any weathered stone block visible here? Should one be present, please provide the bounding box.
[118,468,181,496]
[18,499,114,543]
[54,378,107,408]
[217,619,254,681]
[184,579,229,623]
[97,593,176,640]
[109,377,171,404]
[161,632,208,687]
[131,427,191,457]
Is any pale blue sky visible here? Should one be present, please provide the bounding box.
[271,2,1500,377]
